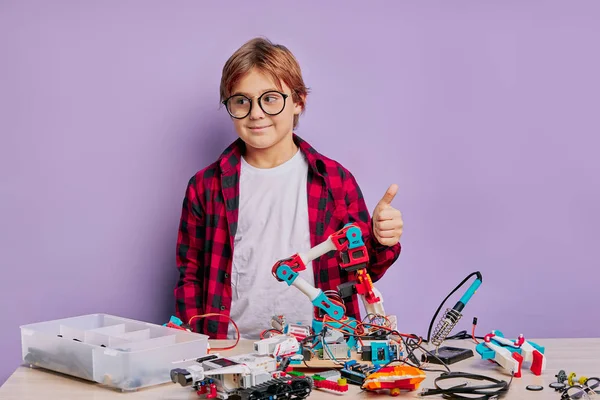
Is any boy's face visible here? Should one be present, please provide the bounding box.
[227,68,302,152]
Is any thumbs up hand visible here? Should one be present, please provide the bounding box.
[372,184,404,246]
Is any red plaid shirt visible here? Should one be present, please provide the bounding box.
[174,134,401,338]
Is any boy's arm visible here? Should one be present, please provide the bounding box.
[174,176,206,332]
[343,172,401,282]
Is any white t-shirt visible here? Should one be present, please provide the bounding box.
[227,149,315,339]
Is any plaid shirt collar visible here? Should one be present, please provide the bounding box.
[217,134,326,177]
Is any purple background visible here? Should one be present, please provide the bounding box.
[1,0,599,386]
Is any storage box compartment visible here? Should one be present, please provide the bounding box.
[20,314,208,390]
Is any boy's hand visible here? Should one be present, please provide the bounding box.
[373,184,403,246]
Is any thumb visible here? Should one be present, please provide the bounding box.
[378,184,398,207]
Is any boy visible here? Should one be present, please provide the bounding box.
[174,37,403,339]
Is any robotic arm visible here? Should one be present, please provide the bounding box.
[271,223,386,328]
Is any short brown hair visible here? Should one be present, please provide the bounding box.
[220,37,309,128]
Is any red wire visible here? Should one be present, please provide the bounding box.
[358,321,423,345]
[472,323,479,344]
[188,313,240,351]
[321,314,365,346]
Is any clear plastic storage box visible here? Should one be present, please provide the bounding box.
[20,313,209,391]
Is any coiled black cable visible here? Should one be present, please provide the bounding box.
[420,371,512,399]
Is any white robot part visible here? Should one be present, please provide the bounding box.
[299,237,336,265]
[186,364,205,382]
[292,276,321,301]
[489,333,522,347]
[484,340,522,376]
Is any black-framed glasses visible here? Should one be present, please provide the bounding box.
[222,90,289,119]
[560,378,600,399]
[585,378,600,395]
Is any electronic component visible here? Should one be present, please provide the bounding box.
[340,368,366,385]
[250,223,404,370]
[361,346,372,361]
[322,343,350,360]
[271,222,391,352]
[322,327,344,344]
[270,315,286,331]
[302,348,313,361]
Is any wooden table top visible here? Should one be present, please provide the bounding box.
[1,337,598,399]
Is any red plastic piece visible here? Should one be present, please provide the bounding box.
[511,352,523,378]
[362,365,426,394]
[314,379,348,392]
[514,334,525,347]
[339,246,368,270]
[271,253,306,280]
[355,269,381,304]
[530,350,544,376]
[165,322,187,331]
[484,332,495,342]
[329,224,369,270]
[197,383,207,395]
[329,225,354,250]
[206,383,217,398]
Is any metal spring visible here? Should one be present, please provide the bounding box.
[431,308,462,347]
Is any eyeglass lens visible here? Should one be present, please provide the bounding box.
[586,378,599,393]
[226,91,285,118]
[564,385,590,399]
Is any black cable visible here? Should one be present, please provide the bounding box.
[420,371,512,399]
[299,329,346,367]
[445,330,485,341]
[401,335,451,373]
[425,272,482,343]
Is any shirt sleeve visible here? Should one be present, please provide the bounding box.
[343,171,401,282]
[174,176,206,331]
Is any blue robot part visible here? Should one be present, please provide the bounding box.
[343,223,365,249]
[311,292,345,320]
[163,315,184,327]
[276,264,298,285]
